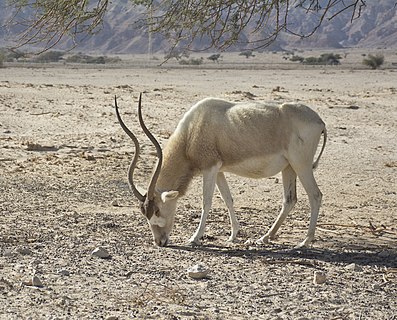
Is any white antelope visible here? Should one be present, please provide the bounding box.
[115,94,327,248]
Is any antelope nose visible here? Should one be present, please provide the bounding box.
[155,236,169,247]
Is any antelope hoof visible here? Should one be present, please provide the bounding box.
[226,234,238,243]
[295,238,313,249]
[187,237,202,247]
[255,235,271,245]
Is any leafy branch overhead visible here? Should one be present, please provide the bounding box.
[7,0,109,50]
[6,0,394,52]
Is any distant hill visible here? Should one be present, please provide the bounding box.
[0,0,396,53]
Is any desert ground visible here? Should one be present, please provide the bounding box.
[0,50,396,319]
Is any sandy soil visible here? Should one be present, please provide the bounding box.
[0,52,396,319]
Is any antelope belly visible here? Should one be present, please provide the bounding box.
[222,155,288,179]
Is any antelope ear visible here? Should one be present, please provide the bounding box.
[161,191,179,203]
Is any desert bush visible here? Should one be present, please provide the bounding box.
[33,51,64,63]
[4,49,26,61]
[65,53,120,64]
[88,56,105,64]
[302,53,341,65]
[105,56,122,63]
[0,48,26,63]
[290,55,304,62]
[179,57,203,65]
[65,53,87,63]
[319,53,341,65]
[0,52,4,68]
[362,54,384,69]
[208,53,221,63]
[165,50,190,61]
[303,56,320,64]
[66,53,99,63]
[239,50,255,58]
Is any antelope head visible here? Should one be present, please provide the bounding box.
[115,94,179,246]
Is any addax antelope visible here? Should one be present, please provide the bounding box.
[115,94,327,248]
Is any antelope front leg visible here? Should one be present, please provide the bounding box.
[188,164,220,245]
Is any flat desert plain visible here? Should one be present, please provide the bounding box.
[0,51,396,319]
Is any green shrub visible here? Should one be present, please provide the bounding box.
[65,53,120,64]
[303,56,320,64]
[105,56,122,64]
[319,53,341,65]
[208,53,221,63]
[290,55,304,62]
[302,53,341,65]
[33,51,64,63]
[165,50,189,61]
[7,49,25,61]
[87,56,105,64]
[179,57,203,65]
[239,50,255,58]
[362,54,384,69]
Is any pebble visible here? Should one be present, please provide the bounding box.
[81,152,95,161]
[3,249,13,257]
[111,199,119,207]
[92,247,111,259]
[313,271,326,284]
[57,269,70,276]
[18,247,32,255]
[31,275,44,287]
[187,264,210,279]
[345,263,362,272]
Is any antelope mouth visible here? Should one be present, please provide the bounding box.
[154,235,169,247]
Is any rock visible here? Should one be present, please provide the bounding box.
[187,264,210,279]
[345,263,362,272]
[32,275,44,287]
[81,152,95,161]
[57,269,70,276]
[313,271,326,284]
[272,86,281,92]
[3,249,13,257]
[18,247,32,255]
[111,199,119,207]
[92,247,111,259]
[25,142,58,152]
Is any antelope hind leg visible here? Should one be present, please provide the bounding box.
[216,172,240,242]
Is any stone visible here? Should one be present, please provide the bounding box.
[187,264,210,279]
[92,247,111,259]
[345,263,362,272]
[313,271,326,285]
[3,249,13,257]
[18,247,32,255]
[32,275,44,287]
[57,269,70,276]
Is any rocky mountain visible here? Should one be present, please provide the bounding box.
[0,0,396,53]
